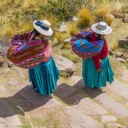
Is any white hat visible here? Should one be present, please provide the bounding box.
[91,22,112,34]
[33,20,53,36]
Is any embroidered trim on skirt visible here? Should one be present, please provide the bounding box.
[82,56,114,88]
[29,57,60,96]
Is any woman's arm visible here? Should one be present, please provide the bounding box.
[44,43,52,57]
[41,40,52,62]
[92,53,101,72]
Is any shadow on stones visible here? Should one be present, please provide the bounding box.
[0,79,104,118]
[75,79,104,98]
[0,85,52,118]
[54,83,87,105]
[54,79,104,105]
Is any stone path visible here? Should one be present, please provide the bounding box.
[0,68,128,127]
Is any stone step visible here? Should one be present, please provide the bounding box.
[12,85,63,116]
[55,83,76,99]
[82,86,128,118]
[106,123,127,128]
[73,97,107,116]
[0,100,22,128]
[105,79,128,102]
[65,107,103,128]
[55,83,108,116]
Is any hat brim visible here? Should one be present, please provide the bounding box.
[33,21,53,36]
[91,23,112,35]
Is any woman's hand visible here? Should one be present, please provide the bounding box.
[97,68,101,72]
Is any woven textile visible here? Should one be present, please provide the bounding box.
[7,32,45,69]
[71,30,104,59]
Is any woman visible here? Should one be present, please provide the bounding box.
[82,22,114,88]
[28,20,60,95]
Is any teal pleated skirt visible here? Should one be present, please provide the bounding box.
[29,57,60,96]
[82,56,114,88]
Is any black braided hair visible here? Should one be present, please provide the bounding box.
[95,33,102,40]
[31,29,40,40]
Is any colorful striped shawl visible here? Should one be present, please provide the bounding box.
[71,30,104,59]
[7,32,45,69]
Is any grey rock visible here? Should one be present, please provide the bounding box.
[109,49,114,56]
[106,79,128,101]
[123,13,128,22]
[122,53,128,59]
[0,100,21,128]
[117,57,126,63]
[53,54,75,76]
[107,123,126,128]
[111,11,124,18]
[101,115,117,123]
[64,37,72,43]
[118,39,128,47]
[73,98,107,116]
[82,86,128,118]
[65,107,103,128]
[8,61,13,68]
[116,52,124,57]
[96,93,128,118]
[56,22,68,32]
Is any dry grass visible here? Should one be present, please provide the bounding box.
[95,6,110,22]
[1,25,19,38]
[105,14,114,26]
[68,22,79,36]
[109,39,118,51]
[17,0,48,9]
[117,117,128,126]
[18,20,33,33]
[54,32,67,44]
[77,7,92,29]
[106,18,128,47]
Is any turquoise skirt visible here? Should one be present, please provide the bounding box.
[82,56,114,88]
[29,57,60,96]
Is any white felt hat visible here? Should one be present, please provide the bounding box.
[91,22,112,34]
[33,20,53,36]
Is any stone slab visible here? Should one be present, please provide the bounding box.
[65,107,103,128]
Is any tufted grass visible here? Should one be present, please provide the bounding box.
[68,22,79,36]
[54,32,67,44]
[76,7,92,29]
[94,6,110,22]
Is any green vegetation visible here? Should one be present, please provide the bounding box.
[1,1,128,128]
[0,0,127,38]
[0,0,127,75]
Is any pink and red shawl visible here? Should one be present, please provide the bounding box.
[7,32,45,69]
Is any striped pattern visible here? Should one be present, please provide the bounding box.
[7,32,45,69]
[71,31,104,59]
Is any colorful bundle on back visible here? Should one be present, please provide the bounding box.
[71,30,104,59]
[7,32,45,69]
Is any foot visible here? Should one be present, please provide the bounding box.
[34,88,39,93]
